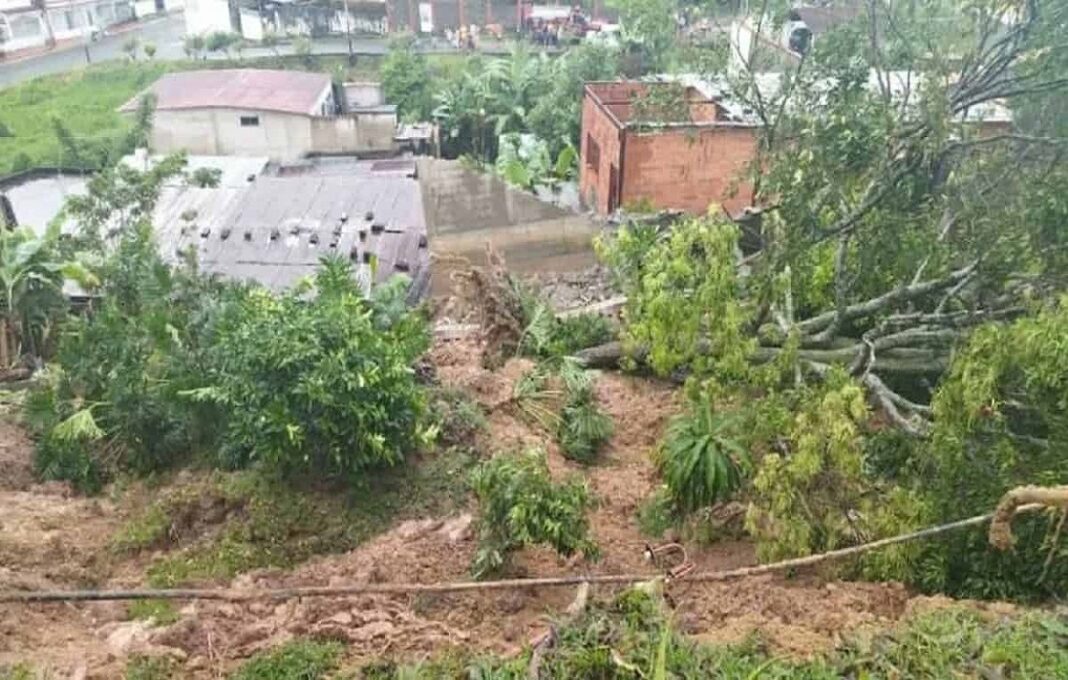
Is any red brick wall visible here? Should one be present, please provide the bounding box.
[579,89,624,215]
[620,125,759,217]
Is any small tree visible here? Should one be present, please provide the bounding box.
[205,31,240,59]
[122,37,140,61]
[292,37,314,69]
[187,167,222,188]
[183,35,206,60]
[471,449,598,577]
[142,42,157,60]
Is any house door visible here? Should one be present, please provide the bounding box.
[608,163,619,213]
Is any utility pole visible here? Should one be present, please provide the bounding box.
[344,0,354,63]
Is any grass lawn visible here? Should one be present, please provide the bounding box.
[0,62,170,174]
[0,52,488,176]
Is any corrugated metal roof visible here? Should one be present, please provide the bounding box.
[153,175,430,297]
[119,69,333,116]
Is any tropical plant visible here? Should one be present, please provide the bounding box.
[557,384,613,464]
[470,449,598,578]
[655,391,750,515]
[187,166,221,188]
[381,39,434,121]
[0,223,94,366]
[142,42,156,60]
[183,34,206,60]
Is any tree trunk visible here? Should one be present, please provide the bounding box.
[0,318,9,368]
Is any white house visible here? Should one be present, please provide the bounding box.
[0,0,136,57]
[120,69,399,161]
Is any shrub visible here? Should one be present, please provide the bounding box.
[204,260,430,476]
[745,373,928,580]
[557,385,613,463]
[550,312,614,356]
[230,640,342,680]
[187,166,221,188]
[655,392,749,515]
[919,301,1068,600]
[470,449,598,578]
[430,387,485,447]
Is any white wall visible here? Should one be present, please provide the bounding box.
[47,5,96,40]
[0,11,47,52]
[150,108,316,162]
[239,8,261,40]
[184,0,231,35]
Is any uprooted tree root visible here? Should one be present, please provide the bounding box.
[452,245,526,369]
[989,485,1068,551]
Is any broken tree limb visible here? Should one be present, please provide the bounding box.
[528,581,590,679]
[989,485,1068,551]
[2,504,1045,605]
[796,262,978,335]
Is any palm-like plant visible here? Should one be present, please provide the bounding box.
[0,224,95,366]
[655,393,751,514]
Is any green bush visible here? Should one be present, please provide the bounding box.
[229,640,342,680]
[470,449,598,578]
[655,392,750,515]
[430,387,485,447]
[919,301,1068,600]
[205,260,430,475]
[557,385,613,464]
[745,374,928,580]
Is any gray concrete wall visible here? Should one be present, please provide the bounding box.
[150,109,315,161]
[418,158,600,297]
[309,111,397,155]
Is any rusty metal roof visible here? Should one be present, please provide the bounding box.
[119,69,333,116]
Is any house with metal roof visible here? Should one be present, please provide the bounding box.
[121,69,399,161]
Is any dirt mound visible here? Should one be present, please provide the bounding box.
[0,417,35,491]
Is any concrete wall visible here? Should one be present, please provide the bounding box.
[309,110,396,154]
[621,125,758,216]
[578,88,623,214]
[184,0,231,35]
[150,108,315,161]
[418,157,599,296]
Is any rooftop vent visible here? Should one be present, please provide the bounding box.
[418,234,428,248]
[394,260,410,272]
[200,227,211,238]
[358,229,367,242]
[370,222,385,234]
[309,232,320,245]
[364,211,374,221]
[269,228,280,242]
[349,245,359,261]
[220,227,231,241]
[339,212,349,223]
[362,251,373,264]
[289,224,300,235]
[243,230,252,241]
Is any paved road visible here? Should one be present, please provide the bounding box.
[0,13,521,89]
[0,13,188,88]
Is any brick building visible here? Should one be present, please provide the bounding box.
[579,81,759,217]
[579,74,1012,218]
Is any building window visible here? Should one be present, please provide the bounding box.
[585,134,600,172]
[240,115,260,127]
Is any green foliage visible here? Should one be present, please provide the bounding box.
[919,299,1068,600]
[205,260,429,476]
[430,387,485,447]
[124,656,174,680]
[0,63,167,174]
[435,44,621,163]
[370,589,1068,679]
[745,373,928,580]
[655,392,749,515]
[607,0,679,72]
[557,384,613,464]
[229,640,342,680]
[0,664,37,680]
[127,599,179,625]
[381,40,435,121]
[598,214,753,380]
[205,31,240,55]
[187,166,222,188]
[0,121,11,138]
[141,450,475,586]
[470,449,598,578]
[0,222,92,363]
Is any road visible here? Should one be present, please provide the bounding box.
[0,12,518,89]
[0,13,188,88]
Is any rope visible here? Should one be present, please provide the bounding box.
[0,504,1044,604]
